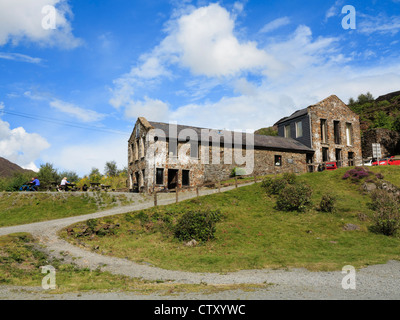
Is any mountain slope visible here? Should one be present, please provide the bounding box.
[0,157,35,178]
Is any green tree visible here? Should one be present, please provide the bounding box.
[37,163,58,185]
[89,167,102,183]
[58,171,80,183]
[357,92,374,104]
[104,161,118,177]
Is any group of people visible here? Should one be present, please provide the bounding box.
[20,177,90,192]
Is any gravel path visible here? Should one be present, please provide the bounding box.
[1,184,400,300]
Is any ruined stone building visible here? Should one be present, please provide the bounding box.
[274,95,362,168]
[128,95,362,192]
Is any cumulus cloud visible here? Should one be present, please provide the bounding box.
[0,117,50,171]
[43,137,128,177]
[0,0,81,48]
[110,2,400,133]
[174,3,278,77]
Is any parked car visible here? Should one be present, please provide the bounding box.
[363,159,373,166]
[389,156,400,166]
[372,158,389,166]
[372,156,400,166]
[325,162,337,170]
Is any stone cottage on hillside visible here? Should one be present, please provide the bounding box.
[274,95,362,168]
[128,95,362,193]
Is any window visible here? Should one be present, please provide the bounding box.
[322,147,329,162]
[275,155,282,166]
[156,168,164,185]
[346,123,353,146]
[284,125,291,138]
[190,141,199,159]
[182,170,190,186]
[141,169,145,187]
[168,139,177,157]
[334,121,341,144]
[135,140,139,160]
[140,137,145,158]
[335,149,341,168]
[295,121,303,138]
[320,120,327,143]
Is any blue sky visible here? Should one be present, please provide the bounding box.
[0,0,399,176]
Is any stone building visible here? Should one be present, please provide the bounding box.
[274,95,362,168]
[128,95,362,193]
[128,118,314,193]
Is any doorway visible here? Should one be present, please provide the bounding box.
[168,169,179,190]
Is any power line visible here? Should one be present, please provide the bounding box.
[0,109,130,136]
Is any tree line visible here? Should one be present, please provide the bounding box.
[0,161,127,192]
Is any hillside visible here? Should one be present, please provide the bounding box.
[254,125,278,136]
[348,90,400,133]
[0,157,35,178]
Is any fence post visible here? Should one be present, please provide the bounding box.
[154,191,157,207]
[218,180,221,193]
[235,176,238,188]
[196,186,199,198]
[176,187,179,203]
[254,172,257,183]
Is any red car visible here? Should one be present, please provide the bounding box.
[325,162,337,170]
[372,156,400,166]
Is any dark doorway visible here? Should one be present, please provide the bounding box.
[335,149,342,167]
[168,169,179,190]
[348,152,354,167]
[306,154,314,172]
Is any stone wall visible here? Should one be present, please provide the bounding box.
[361,128,400,158]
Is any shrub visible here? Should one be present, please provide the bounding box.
[369,190,400,236]
[261,173,297,195]
[174,209,223,242]
[276,183,313,212]
[342,167,371,181]
[319,194,337,213]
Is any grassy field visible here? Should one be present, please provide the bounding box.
[0,192,136,227]
[0,233,267,294]
[60,166,400,273]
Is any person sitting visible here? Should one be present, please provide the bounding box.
[59,177,70,192]
[30,177,40,191]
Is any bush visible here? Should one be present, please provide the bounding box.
[342,167,371,181]
[276,183,313,212]
[319,194,337,213]
[369,190,400,236]
[174,209,223,242]
[261,173,297,195]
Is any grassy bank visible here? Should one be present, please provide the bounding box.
[0,192,136,227]
[0,233,267,294]
[61,166,400,273]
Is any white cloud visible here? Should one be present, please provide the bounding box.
[124,97,169,121]
[0,0,81,48]
[260,17,291,33]
[43,137,127,177]
[358,13,400,35]
[0,52,42,64]
[0,116,50,171]
[325,0,344,21]
[50,99,106,123]
[174,3,278,77]
[110,2,400,134]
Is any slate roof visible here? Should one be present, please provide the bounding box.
[274,107,308,126]
[148,121,313,153]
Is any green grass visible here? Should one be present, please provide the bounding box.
[60,166,400,273]
[0,233,267,294]
[0,192,135,227]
